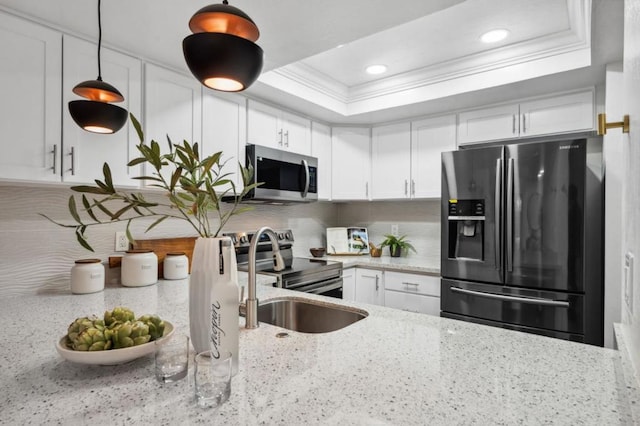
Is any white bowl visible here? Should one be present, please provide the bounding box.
[55,321,174,365]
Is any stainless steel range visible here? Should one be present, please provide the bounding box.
[224,229,344,298]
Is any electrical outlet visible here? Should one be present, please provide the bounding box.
[115,231,129,252]
[391,224,399,237]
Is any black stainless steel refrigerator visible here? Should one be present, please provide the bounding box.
[440,138,604,346]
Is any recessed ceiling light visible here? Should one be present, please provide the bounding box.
[366,64,387,75]
[480,29,510,43]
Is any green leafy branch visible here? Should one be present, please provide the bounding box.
[41,113,260,251]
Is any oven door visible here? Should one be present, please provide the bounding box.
[290,276,343,299]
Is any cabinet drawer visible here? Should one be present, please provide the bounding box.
[384,271,440,297]
[385,290,440,316]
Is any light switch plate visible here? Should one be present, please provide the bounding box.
[624,252,634,314]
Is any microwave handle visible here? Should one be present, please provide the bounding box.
[301,159,310,198]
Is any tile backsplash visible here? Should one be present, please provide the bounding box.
[0,184,440,297]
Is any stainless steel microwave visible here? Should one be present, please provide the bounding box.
[242,144,318,204]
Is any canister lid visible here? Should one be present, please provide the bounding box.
[166,252,186,256]
[125,249,153,254]
[74,258,102,264]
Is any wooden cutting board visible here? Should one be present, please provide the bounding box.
[131,237,198,278]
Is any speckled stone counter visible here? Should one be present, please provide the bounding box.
[320,254,440,275]
[1,274,638,425]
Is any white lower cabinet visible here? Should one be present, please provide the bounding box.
[354,268,384,306]
[342,268,356,301]
[383,271,440,316]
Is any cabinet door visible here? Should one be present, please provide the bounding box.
[331,127,371,200]
[520,91,594,137]
[202,92,246,194]
[246,100,281,149]
[282,111,311,155]
[457,103,519,145]
[371,122,411,199]
[62,35,142,187]
[355,268,383,306]
[384,290,440,316]
[311,122,332,200]
[144,64,202,184]
[342,268,356,301]
[410,115,457,198]
[0,13,61,182]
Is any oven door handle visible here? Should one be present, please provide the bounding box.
[291,276,342,294]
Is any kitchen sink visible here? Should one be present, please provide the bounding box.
[251,297,368,333]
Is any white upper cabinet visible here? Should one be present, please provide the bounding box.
[62,35,142,187]
[411,114,457,198]
[247,100,311,155]
[519,91,594,137]
[144,64,202,183]
[458,89,595,145]
[311,122,332,200]
[371,122,411,200]
[331,127,371,201]
[0,12,61,182]
[202,92,246,193]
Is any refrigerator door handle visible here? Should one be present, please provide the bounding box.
[494,159,502,270]
[506,157,514,272]
[450,287,570,307]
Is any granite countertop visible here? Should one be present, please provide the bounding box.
[2,273,639,425]
[318,254,441,275]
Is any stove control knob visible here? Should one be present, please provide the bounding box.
[229,235,236,244]
[285,232,293,241]
[239,236,248,244]
[278,233,285,240]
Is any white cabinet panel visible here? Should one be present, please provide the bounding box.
[385,290,440,316]
[144,64,202,184]
[311,122,332,200]
[62,35,142,187]
[384,271,440,297]
[342,268,356,301]
[247,100,311,155]
[411,115,457,198]
[0,13,61,182]
[371,122,411,199]
[355,268,384,306]
[202,92,246,194]
[520,91,594,137]
[458,104,519,145]
[331,127,371,200]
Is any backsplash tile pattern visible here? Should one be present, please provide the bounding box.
[0,185,440,297]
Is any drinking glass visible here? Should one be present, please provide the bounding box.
[155,334,189,383]
[194,350,232,408]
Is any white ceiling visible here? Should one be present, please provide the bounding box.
[0,0,624,125]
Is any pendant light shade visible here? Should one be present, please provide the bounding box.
[68,0,127,134]
[183,1,263,92]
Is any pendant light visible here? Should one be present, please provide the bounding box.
[183,0,264,92]
[68,0,127,134]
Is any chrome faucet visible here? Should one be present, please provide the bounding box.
[245,226,285,329]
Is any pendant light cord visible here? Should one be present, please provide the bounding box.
[97,0,103,81]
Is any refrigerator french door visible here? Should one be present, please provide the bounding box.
[440,138,604,346]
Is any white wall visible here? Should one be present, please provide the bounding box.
[621,0,640,379]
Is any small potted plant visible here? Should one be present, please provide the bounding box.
[380,235,416,258]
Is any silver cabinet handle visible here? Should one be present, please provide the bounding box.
[522,114,527,133]
[68,147,75,176]
[375,275,379,291]
[301,159,310,198]
[278,129,283,146]
[404,179,408,196]
[50,145,58,175]
[365,182,369,198]
[284,130,289,147]
[361,275,377,279]
[411,179,415,196]
[402,281,419,287]
[450,287,570,307]
[512,115,516,134]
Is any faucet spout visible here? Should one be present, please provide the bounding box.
[246,226,281,329]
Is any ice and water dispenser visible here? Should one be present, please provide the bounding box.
[447,199,485,261]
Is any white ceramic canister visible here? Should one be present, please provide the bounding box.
[163,252,189,280]
[70,259,105,294]
[121,249,158,287]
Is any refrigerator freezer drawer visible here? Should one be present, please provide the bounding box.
[440,279,584,335]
